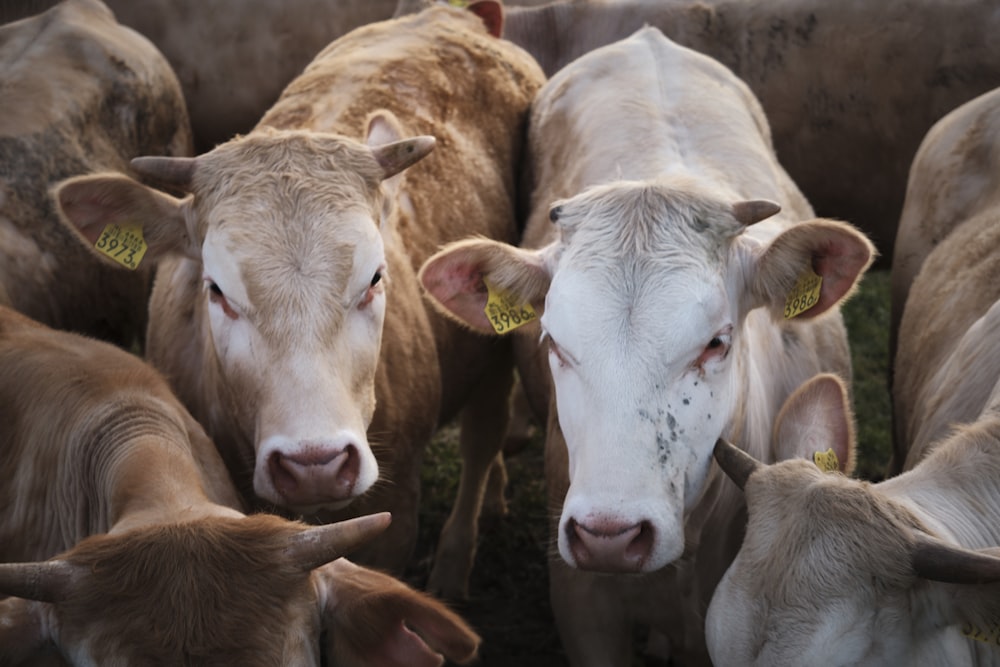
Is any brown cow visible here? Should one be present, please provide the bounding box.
[0,0,191,348]
[52,1,545,600]
[502,0,1000,266]
[0,304,479,666]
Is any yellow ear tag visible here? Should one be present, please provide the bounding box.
[448,0,470,6]
[784,269,822,319]
[813,448,840,473]
[483,278,536,334]
[962,622,1000,644]
[94,223,148,270]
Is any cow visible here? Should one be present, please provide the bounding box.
[0,304,480,666]
[418,27,873,665]
[708,84,1000,667]
[501,0,1000,266]
[52,1,545,600]
[0,0,191,349]
[888,86,1000,472]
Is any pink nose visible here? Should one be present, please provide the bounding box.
[268,444,360,505]
[567,517,654,573]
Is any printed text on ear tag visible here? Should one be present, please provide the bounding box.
[813,448,839,473]
[784,269,822,319]
[94,223,148,270]
[484,278,536,334]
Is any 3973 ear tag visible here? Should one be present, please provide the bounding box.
[483,278,536,335]
[94,223,148,270]
[813,448,840,473]
[784,269,822,319]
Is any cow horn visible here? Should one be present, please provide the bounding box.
[713,438,763,490]
[911,533,1000,584]
[370,136,436,180]
[0,560,77,603]
[732,199,781,226]
[130,156,197,190]
[286,512,392,572]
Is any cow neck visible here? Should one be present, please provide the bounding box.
[81,408,234,537]
[883,416,1000,548]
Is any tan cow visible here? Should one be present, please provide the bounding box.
[0,0,191,349]
[420,27,872,665]
[53,2,545,600]
[502,0,1000,266]
[708,84,1000,667]
[889,86,1000,471]
[0,304,479,666]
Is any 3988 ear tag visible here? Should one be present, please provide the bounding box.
[94,223,148,270]
[483,278,536,335]
[784,268,822,319]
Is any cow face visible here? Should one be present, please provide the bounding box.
[0,513,481,666]
[53,123,434,513]
[420,177,873,573]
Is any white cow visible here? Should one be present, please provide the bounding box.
[708,83,1000,667]
[53,2,545,598]
[419,27,873,664]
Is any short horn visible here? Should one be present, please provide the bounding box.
[370,136,436,180]
[732,199,781,226]
[130,156,197,190]
[0,560,77,603]
[286,512,392,572]
[911,533,1000,584]
[713,438,763,490]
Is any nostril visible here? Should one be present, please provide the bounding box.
[269,451,299,497]
[625,520,654,562]
[565,517,654,573]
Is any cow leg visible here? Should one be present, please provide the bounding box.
[550,559,633,667]
[427,355,515,600]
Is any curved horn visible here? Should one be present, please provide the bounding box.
[286,512,392,572]
[0,560,77,603]
[911,533,1000,584]
[130,156,197,190]
[732,199,781,226]
[713,438,763,490]
[370,136,436,180]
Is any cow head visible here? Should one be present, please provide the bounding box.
[0,513,480,666]
[52,117,435,512]
[419,178,873,572]
[707,387,1000,666]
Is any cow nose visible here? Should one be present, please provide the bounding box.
[268,444,361,504]
[566,517,654,573]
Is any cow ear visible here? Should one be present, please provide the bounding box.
[52,172,199,270]
[749,219,875,321]
[419,238,554,334]
[0,597,54,663]
[772,373,856,474]
[315,559,481,667]
[468,1,503,37]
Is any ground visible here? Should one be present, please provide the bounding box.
[406,269,892,666]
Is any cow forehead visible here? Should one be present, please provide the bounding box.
[60,516,317,661]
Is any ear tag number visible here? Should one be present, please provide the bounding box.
[484,278,536,334]
[813,448,840,473]
[94,223,148,270]
[962,622,1000,645]
[784,269,822,319]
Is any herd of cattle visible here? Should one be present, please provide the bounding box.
[2,0,1000,665]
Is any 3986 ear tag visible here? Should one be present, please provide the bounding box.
[784,269,822,319]
[94,223,148,270]
[483,278,536,335]
[813,448,840,473]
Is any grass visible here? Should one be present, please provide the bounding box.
[409,268,894,665]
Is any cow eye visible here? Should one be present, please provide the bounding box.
[206,280,238,320]
[370,271,382,287]
[360,267,385,308]
[694,330,732,369]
